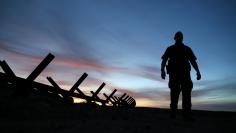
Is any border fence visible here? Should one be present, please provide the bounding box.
[0,53,136,108]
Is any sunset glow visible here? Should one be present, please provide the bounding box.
[1,0,236,111]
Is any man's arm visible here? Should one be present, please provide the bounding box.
[161,58,168,80]
[190,60,201,80]
[161,47,169,80]
[187,47,201,80]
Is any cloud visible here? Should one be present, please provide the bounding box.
[192,78,236,99]
[1,40,163,84]
[0,0,164,85]
[194,102,236,112]
[136,65,163,82]
[52,58,126,74]
[105,84,169,101]
[0,0,99,61]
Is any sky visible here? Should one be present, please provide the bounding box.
[0,0,236,111]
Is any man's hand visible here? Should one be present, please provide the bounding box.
[161,70,166,80]
[196,72,201,80]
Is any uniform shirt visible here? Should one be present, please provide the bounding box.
[162,43,197,74]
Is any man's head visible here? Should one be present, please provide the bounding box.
[174,31,183,43]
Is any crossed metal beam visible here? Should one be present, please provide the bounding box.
[0,53,136,107]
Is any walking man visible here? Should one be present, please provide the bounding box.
[161,31,201,120]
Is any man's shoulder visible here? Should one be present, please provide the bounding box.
[166,44,192,51]
[183,45,193,52]
[168,44,175,48]
[167,44,175,50]
[183,44,191,49]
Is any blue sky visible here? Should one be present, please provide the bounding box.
[0,0,236,111]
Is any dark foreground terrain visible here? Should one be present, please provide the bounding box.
[1,100,236,133]
[0,81,236,133]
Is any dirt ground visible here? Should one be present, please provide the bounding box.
[1,102,236,133]
[0,81,235,133]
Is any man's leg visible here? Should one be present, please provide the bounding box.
[182,81,193,119]
[170,86,181,118]
[169,73,181,118]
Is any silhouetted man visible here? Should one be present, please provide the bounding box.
[161,31,201,120]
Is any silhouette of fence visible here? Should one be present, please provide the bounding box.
[0,53,136,107]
